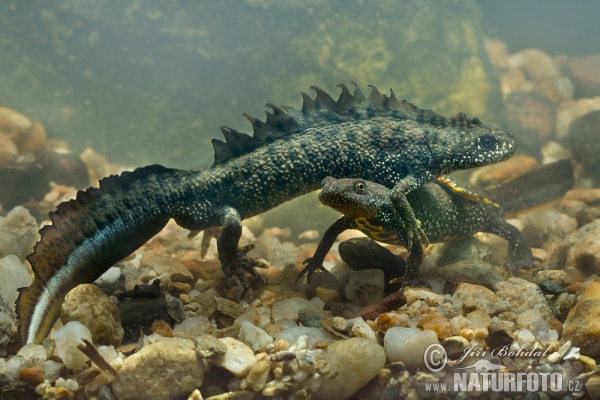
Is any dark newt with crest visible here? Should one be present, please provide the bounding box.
[17,83,516,345]
[299,160,574,286]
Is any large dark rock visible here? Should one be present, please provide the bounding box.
[568,111,600,186]
[118,297,174,344]
[338,238,405,292]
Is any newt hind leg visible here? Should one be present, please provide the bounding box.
[436,175,499,208]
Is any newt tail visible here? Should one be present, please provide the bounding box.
[17,165,187,345]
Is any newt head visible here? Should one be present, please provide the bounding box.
[431,116,518,172]
[318,176,389,218]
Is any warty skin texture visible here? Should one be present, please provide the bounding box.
[17,84,516,346]
[300,160,574,286]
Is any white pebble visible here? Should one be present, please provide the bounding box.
[272,298,320,321]
[16,343,46,367]
[349,317,377,341]
[3,356,24,378]
[310,297,325,309]
[173,316,214,339]
[345,269,384,305]
[239,320,273,352]
[97,345,118,364]
[65,378,79,391]
[404,289,444,307]
[211,337,257,377]
[54,321,93,370]
[43,360,64,383]
[236,306,271,329]
[517,328,535,344]
[0,255,33,307]
[95,266,121,284]
[384,327,439,369]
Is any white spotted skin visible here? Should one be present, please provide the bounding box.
[169,117,516,230]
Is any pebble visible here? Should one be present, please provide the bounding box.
[16,343,46,368]
[211,337,257,377]
[348,317,377,341]
[564,55,600,98]
[344,269,385,306]
[173,316,214,339]
[19,366,45,386]
[54,321,93,370]
[0,293,17,356]
[271,297,321,321]
[442,336,470,360]
[95,267,121,284]
[0,133,18,163]
[338,238,405,291]
[536,270,570,287]
[276,327,336,349]
[118,297,174,343]
[239,320,273,352]
[567,219,600,276]
[236,306,271,330]
[140,251,193,279]
[452,283,508,315]
[241,360,270,392]
[404,288,444,307]
[568,111,600,186]
[507,48,560,80]
[195,334,227,359]
[537,279,567,295]
[0,206,38,261]
[0,255,33,307]
[0,106,32,135]
[60,284,124,347]
[307,271,339,291]
[315,287,342,305]
[418,315,451,340]
[384,327,439,370]
[43,360,64,383]
[437,237,494,266]
[561,189,600,226]
[112,339,204,400]
[563,297,600,357]
[495,278,554,321]
[313,337,386,400]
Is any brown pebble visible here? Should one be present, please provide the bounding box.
[19,366,45,386]
[167,282,191,297]
[151,319,174,337]
[77,367,101,386]
[311,340,329,350]
[116,343,139,356]
[44,386,74,400]
[170,272,195,286]
[15,122,48,153]
[485,329,514,349]
[548,318,563,338]
[350,291,407,321]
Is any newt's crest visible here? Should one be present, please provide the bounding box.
[212,83,484,165]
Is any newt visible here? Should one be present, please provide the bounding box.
[17,83,516,345]
[299,160,574,286]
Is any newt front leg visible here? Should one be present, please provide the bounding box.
[389,177,430,253]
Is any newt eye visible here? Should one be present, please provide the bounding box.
[479,135,497,150]
[354,181,366,193]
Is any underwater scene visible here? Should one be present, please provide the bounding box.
[0,0,599,398]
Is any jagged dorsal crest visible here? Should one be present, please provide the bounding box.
[211,82,483,165]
